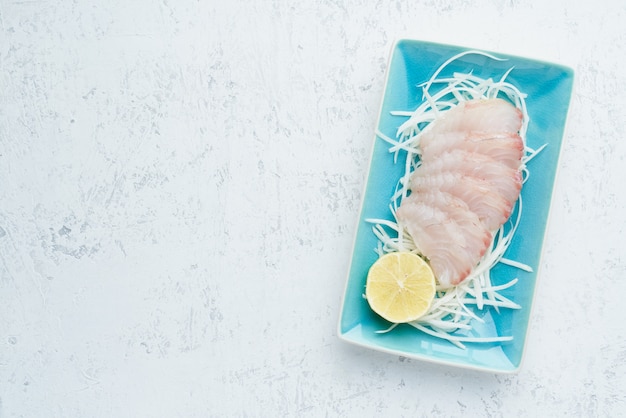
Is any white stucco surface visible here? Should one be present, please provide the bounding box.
[1,1,625,416]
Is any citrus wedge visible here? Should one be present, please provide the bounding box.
[365,252,436,323]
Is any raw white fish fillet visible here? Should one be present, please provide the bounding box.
[414,149,523,204]
[396,98,524,288]
[420,132,524,170]
[409,171,513,231]
[419,98,523,141]
[398,192,493,287]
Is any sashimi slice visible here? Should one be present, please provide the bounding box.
[419,98,523,145]
[396,194,492,287]
[420,132,524,170]
[396,98,524,287]
[409,171,514,231]
[414,149,522,204]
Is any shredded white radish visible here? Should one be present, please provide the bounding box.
[367,50,545,347]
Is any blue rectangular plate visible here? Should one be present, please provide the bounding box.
[338,39,574,373]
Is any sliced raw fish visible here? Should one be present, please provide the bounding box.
[415,149,522,204]
[396,98,523,287]
[409,171,514,231]
[396,193,492,288]
[420,132,524,170]
[419,98,523,144]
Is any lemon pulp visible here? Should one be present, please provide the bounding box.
[365,252,436,323]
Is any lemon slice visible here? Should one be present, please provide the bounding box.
[365,252,436,323]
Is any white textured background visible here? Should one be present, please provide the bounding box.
[1,0,625,416]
